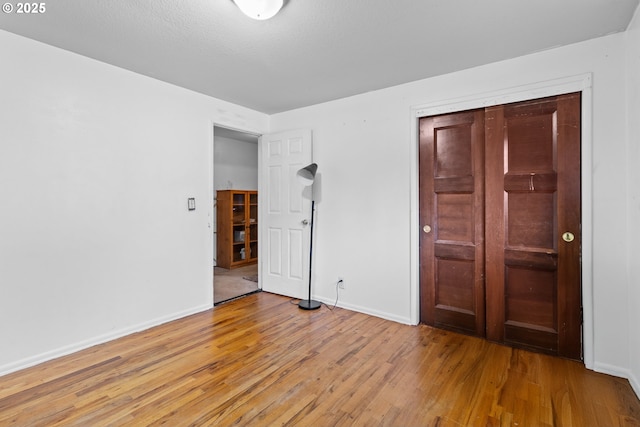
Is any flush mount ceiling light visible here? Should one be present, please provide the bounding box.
[233,0,283,20]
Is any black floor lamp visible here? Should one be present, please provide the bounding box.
[297,163,321,310]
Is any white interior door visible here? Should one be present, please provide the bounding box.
[259,129,312,298]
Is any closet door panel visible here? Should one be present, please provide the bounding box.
[419,110,486,336]
[485,94,581,359]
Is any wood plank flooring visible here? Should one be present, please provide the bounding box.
[1,292,639,426]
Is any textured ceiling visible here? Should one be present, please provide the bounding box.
[1,0,638,114]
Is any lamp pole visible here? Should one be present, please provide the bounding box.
[297,163,321,310]
[299,200,320,310]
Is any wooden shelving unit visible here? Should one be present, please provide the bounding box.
[216,190,258,269]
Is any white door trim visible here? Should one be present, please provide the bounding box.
[409,73,594,368]
[210,123,263,300]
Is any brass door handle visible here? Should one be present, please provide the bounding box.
[423,225,432,234]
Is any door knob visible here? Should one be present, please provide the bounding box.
[562,232,575,242]
[302,219,309,225]
[423,225,432,234]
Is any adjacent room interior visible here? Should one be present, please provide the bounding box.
[213,126,260,305]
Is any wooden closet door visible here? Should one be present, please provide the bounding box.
[419,110,486,336]
[485,93,581,359]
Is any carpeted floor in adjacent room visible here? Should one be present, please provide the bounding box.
[214,263,259,304]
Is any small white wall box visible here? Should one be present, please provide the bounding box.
[188,198,196,211]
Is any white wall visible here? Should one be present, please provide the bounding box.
[214,136,258,191]
[626,6,640,397]
[0,30,269,374]
[271,33,635,382]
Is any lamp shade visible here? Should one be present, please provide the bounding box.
[297,163,317,187]
[233,0,283,20]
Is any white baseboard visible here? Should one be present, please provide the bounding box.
[0,303,213,378]
[315,296,412,325]
[629,370,640,400]
[593,361,631,379]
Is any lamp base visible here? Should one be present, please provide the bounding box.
[298,299,322,310]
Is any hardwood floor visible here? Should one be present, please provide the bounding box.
[1,292,639,426]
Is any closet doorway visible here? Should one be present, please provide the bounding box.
[213,126,260,305]
[419,93,582,359]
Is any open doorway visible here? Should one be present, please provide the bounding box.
[213,126,260,305]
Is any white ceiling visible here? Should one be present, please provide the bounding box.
[1,0,638,114]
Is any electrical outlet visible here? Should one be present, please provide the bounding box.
[338,277,345,289]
